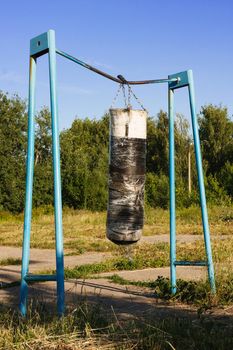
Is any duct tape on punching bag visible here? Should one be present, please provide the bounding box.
[106,108,147,245]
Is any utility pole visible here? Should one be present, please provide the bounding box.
[188,141,193,194]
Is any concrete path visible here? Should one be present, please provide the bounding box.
[0,234,202,284]
[141,233,230,244]
[0,278,199,320]
[0,233,227,285]
[0,234,232,327]
[0,250,111,284]
[141,234,203,244]
[99,266,207,281]
[1,278,233,323]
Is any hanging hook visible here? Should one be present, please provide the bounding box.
[111,74,147,111]
[117,75,131,109]
[117,75,128,84]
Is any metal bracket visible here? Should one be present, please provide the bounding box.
[30,31,50,58]
[168,70,190,90]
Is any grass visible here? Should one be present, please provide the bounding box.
[1,206,233,349]
[107,273,233,308]
[0,301,233,350]
[64,242,170,279]
[0,205,233,252]
[0,258,21,266]
[61,237,233,310]
[62,237,233,279]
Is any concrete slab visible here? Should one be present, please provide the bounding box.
[99,266,207,281]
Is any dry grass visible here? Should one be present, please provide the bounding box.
[0,258,21,266]
[1,206,233,349]
[1,301,233,350]
[0,205,233,253]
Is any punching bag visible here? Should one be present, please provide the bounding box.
[106,108,147,245]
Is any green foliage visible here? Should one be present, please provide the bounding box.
[0,92,27,212]
[199,105,233,176]
[219,161,233,197]
[0,91,232,212]
[33,107,53,207]
[154,273,233,306]
[145,173,169,208]
[175,178,199,208]
[60,115,109,210]
[109,273,233,308]
[205,174,231,205]
[147,111,169,174]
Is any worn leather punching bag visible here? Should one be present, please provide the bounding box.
[106,108,147,245]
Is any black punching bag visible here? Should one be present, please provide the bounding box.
[106,108,147,245]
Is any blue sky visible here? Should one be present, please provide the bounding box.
[0,0,232,130]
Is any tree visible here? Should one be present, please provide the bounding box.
[0,92,27,212]
[199,105,233,176]
[60,115,109,210]
[175,114,191,181]
[146,110,169,175]
[33,107,53,207]
[0,91,232,212]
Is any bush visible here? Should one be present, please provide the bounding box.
[219,161,233,198]
[145,173,169,209]
[205,174,231,205]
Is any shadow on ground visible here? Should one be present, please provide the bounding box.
[1,278,233,326]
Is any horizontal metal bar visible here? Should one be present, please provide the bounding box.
[174,261,207,266]
[24,274,57,282]
[56,49,178,85]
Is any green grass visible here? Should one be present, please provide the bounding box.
[64,242,170,279]
[62,237,233,310]
[107,273,233,308]
[63,237,233,280]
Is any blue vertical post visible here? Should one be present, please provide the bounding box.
[48,30,65,314]
[168,87,176,294]
[187,70,216,293]
[19,56,37,316]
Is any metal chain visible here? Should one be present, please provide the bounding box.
[128,84,147,111]
[110,84,122,109]
[110,82,147,111]
[121,84,128,108]
[127,84,131,108]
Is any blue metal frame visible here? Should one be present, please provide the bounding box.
[168,70,216,294]
[168,87,176,294]
[19,30,65,316]
[20,30,216,316]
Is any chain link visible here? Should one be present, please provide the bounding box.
[127,85,131,108]
[128,84,147,111]
[110,84,122,109]
[122,84,128,108]
[110,82,147,111]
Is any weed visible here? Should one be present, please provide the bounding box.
[0,302,232,350]
[64,243,171,279]
[108,272,233,308]
[0,258,21,266]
